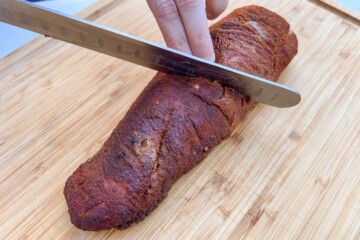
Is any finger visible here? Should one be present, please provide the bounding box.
[206,0,229,20]
[147,0,192,54]
[175,0,215,61]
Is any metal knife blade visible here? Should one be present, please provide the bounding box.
[0,0,301,108]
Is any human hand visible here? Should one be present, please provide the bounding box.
[147,0,229,61]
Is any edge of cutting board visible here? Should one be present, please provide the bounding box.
[320,0,360,20]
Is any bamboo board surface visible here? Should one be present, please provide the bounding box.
[320,0,360,20]
[0,0,359,239]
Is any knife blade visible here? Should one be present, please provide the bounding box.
[0,0,301,108]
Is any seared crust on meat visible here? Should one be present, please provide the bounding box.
[64,6,298,231]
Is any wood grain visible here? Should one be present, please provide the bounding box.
[320,0,360,20]
[0,0,359,239]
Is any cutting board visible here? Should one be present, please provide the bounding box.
[1,0,359,239]
[321,0,360,20]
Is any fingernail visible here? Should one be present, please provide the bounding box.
[204,54,215,62]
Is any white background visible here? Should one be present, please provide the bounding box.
[0,0,96,58]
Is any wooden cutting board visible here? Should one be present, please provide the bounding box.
[321,0,360,20]
[1,0,359,239]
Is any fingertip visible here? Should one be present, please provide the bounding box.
[204,53,215,62]
[206,0,229,20]
[206,11,216,20]
[190,34,215,62]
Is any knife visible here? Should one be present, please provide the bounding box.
[0,0,301,108]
